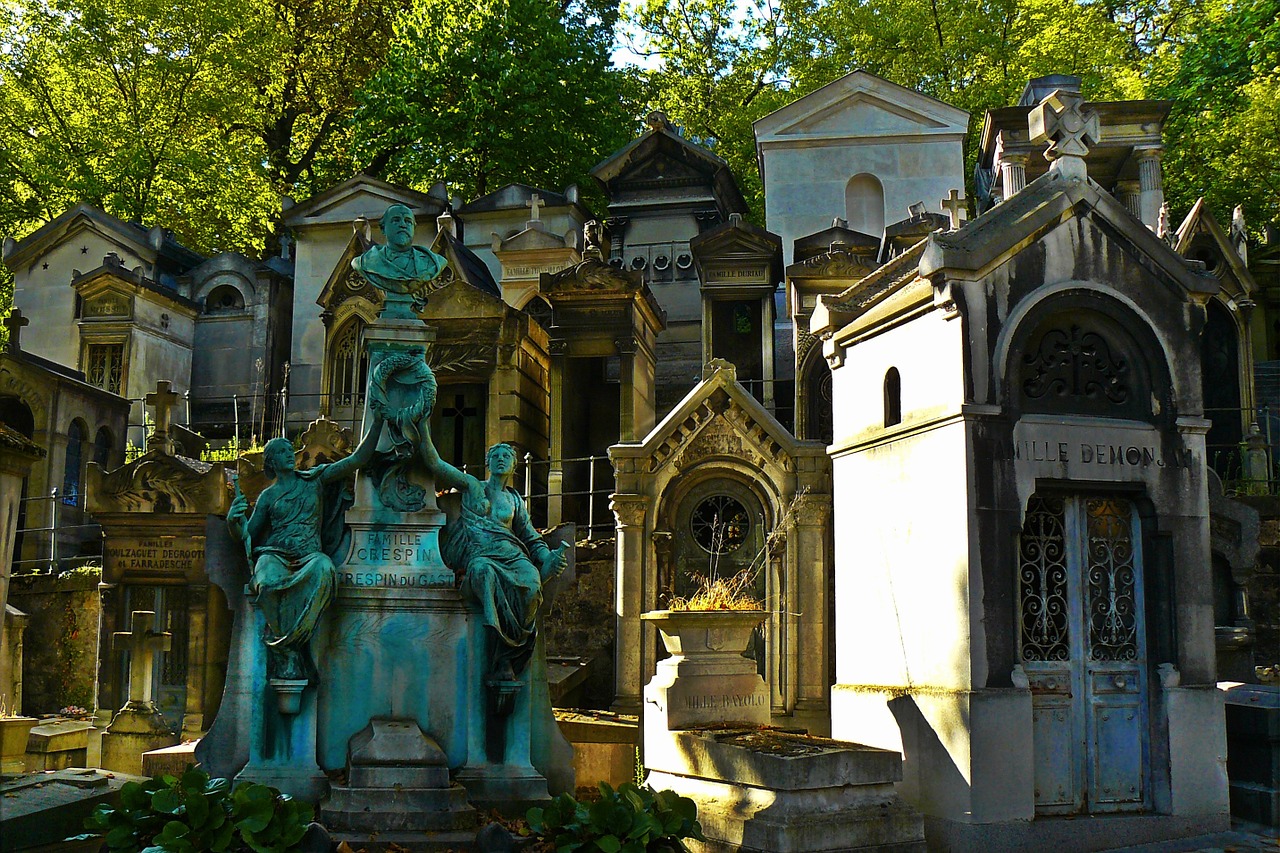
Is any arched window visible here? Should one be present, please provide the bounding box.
[884,367,902,427]
[845,173,885,237]
[204,284,245,313]
[328,318,368,409]
[1201,300,1243,474]
[63,419,87,505]
[93,426,114,466]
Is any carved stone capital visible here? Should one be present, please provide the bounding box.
[610,496,648,528]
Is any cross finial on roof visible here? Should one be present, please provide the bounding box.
[1028,90,1100,181]
[941,189,967,231]
[525,192,544,223]
[4,308,29,354]
[113,610,171,707]
[145,380,180,455]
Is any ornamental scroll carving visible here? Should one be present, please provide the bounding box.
[611,498,647,528]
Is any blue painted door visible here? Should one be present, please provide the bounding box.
[1019,495,1148,815]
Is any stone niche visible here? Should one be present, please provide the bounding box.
[609,360,831,733]
[86,411,231,738]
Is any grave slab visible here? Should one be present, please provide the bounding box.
[0,767,146,852]
[1224,683,1280,826]
[24,718,94,771]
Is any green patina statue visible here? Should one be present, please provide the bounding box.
[351,204,448,309]
[418,434,569,680]
[227,414,383,679]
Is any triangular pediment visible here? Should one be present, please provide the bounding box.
[317,231,381,312]
[619,360,822,476]
[283,175,446,229]
[501,225,566,251]
[755,71,969,143]
[1173,198,1255,300]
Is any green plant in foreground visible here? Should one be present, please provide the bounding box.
[527,781,705,853]
[71,766,313,853]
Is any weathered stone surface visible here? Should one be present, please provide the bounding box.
[100,705,178,776]
[1224,683,1280,825]
[141,740,199,778]
[24,718,93,771]
[0,768,146,852]
[7,573,99,716]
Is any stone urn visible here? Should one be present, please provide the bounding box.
[641,610,769,732]
[0,715,38,773]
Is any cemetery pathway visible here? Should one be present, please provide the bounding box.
[1103,821,1279,852]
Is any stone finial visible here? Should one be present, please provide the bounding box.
[1028,90,1101,181]
[2,236,15,260]
[583,220,605,261]
[729,212,743,225]
[437,208,456,238]
[1232,205,1248,264]
[4,308,29,354]
[145,380,181,455]
[1157,202,1173,245]
[832,217,848,229]
[941,189,967,231]
[908,201,928,220]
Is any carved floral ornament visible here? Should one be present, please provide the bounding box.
[610,497,647,527]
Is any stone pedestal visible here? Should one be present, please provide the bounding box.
[24,719,93,771]
[1224,683,1280,825]
[1,716,38,774]
[100,704,178,776]
[322,718,475,846]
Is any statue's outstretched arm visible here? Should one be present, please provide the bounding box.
[323,411,386,483]
[417,417,468,491]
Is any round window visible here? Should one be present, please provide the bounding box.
[690,494,751,554]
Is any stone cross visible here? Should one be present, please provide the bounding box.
[1028,90,1100,180]
[145,380,180,454]
[113,610,171,707]
[941,189,967,230]
[525,193,544,222]
[4,308,29,353]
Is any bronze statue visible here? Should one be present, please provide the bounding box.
[418,434,569,680]
[227,414,383,679]
[351,204,448,296]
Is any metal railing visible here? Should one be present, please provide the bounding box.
[12,489,103,574]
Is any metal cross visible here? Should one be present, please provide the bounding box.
[525,193,544,222]
[4,308,29,353]
[113,610,171,707]
[941,189,967,230]
[145,380,180,454]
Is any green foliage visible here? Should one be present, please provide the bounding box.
[526,782,704,853]
[74,767,313,853]
[352,0,641,203]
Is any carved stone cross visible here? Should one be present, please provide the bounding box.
[113,610,171,707]
[525,193,544,222]
[1028,90,1100,180]
[4,308,29,353]
[145,380,180,454]
[941,189,967,230]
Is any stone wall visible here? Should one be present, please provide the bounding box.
[1238,496,1280,671]
[8,570,100,714]
[545,538,616,709]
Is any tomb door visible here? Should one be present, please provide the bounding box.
[120,585,189,730]
[1019,495,1148,816]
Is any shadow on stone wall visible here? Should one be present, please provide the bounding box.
[544,538,616,709]
[9,570,100,714]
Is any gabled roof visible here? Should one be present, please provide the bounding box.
[3,203,204,272]
[282,175,446,229]
[918,169,1217,300]
[592,113,748,215]
[610,359,823,476]
[754,71,969,147]
[317,230,380,312]
[793,223,880,263]
[457,183,591,219]
[72,258,201,312]
[1174,197,1256,299]
[432,228,501,299]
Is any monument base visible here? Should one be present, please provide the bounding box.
[100,704,179,776]
[235,763,329,804]
[320,719,476,834]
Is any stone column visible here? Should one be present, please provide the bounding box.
[999,152,1030,200]
[547,341,568,526]
[761,295,776,414]
[605,217,629,264]
[792,493,831,722]
[1135,146,1165,232]
[1115,180,1142,219]
[0,436,41,712]
[611,495,648,714]
[182,584,209,738]
[616,335,637,442]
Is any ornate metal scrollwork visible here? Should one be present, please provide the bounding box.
[1022,325,1129,406]
[1085,498,1138,661]
[1019,495,1070,661]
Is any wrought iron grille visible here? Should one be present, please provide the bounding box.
[1019,495,1070,661]
[86,343,124,394]
[1085,498,1139,661]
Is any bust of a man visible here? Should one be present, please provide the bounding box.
[351,203,448,295]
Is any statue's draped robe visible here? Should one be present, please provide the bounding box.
[250,466,349,649]
[442,485,552,658]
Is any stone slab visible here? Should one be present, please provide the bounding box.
[100,706,179,776]
[142,740,199,779]
[24,719,93,771]
[328,830,477,852]
[0,768,147,851]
